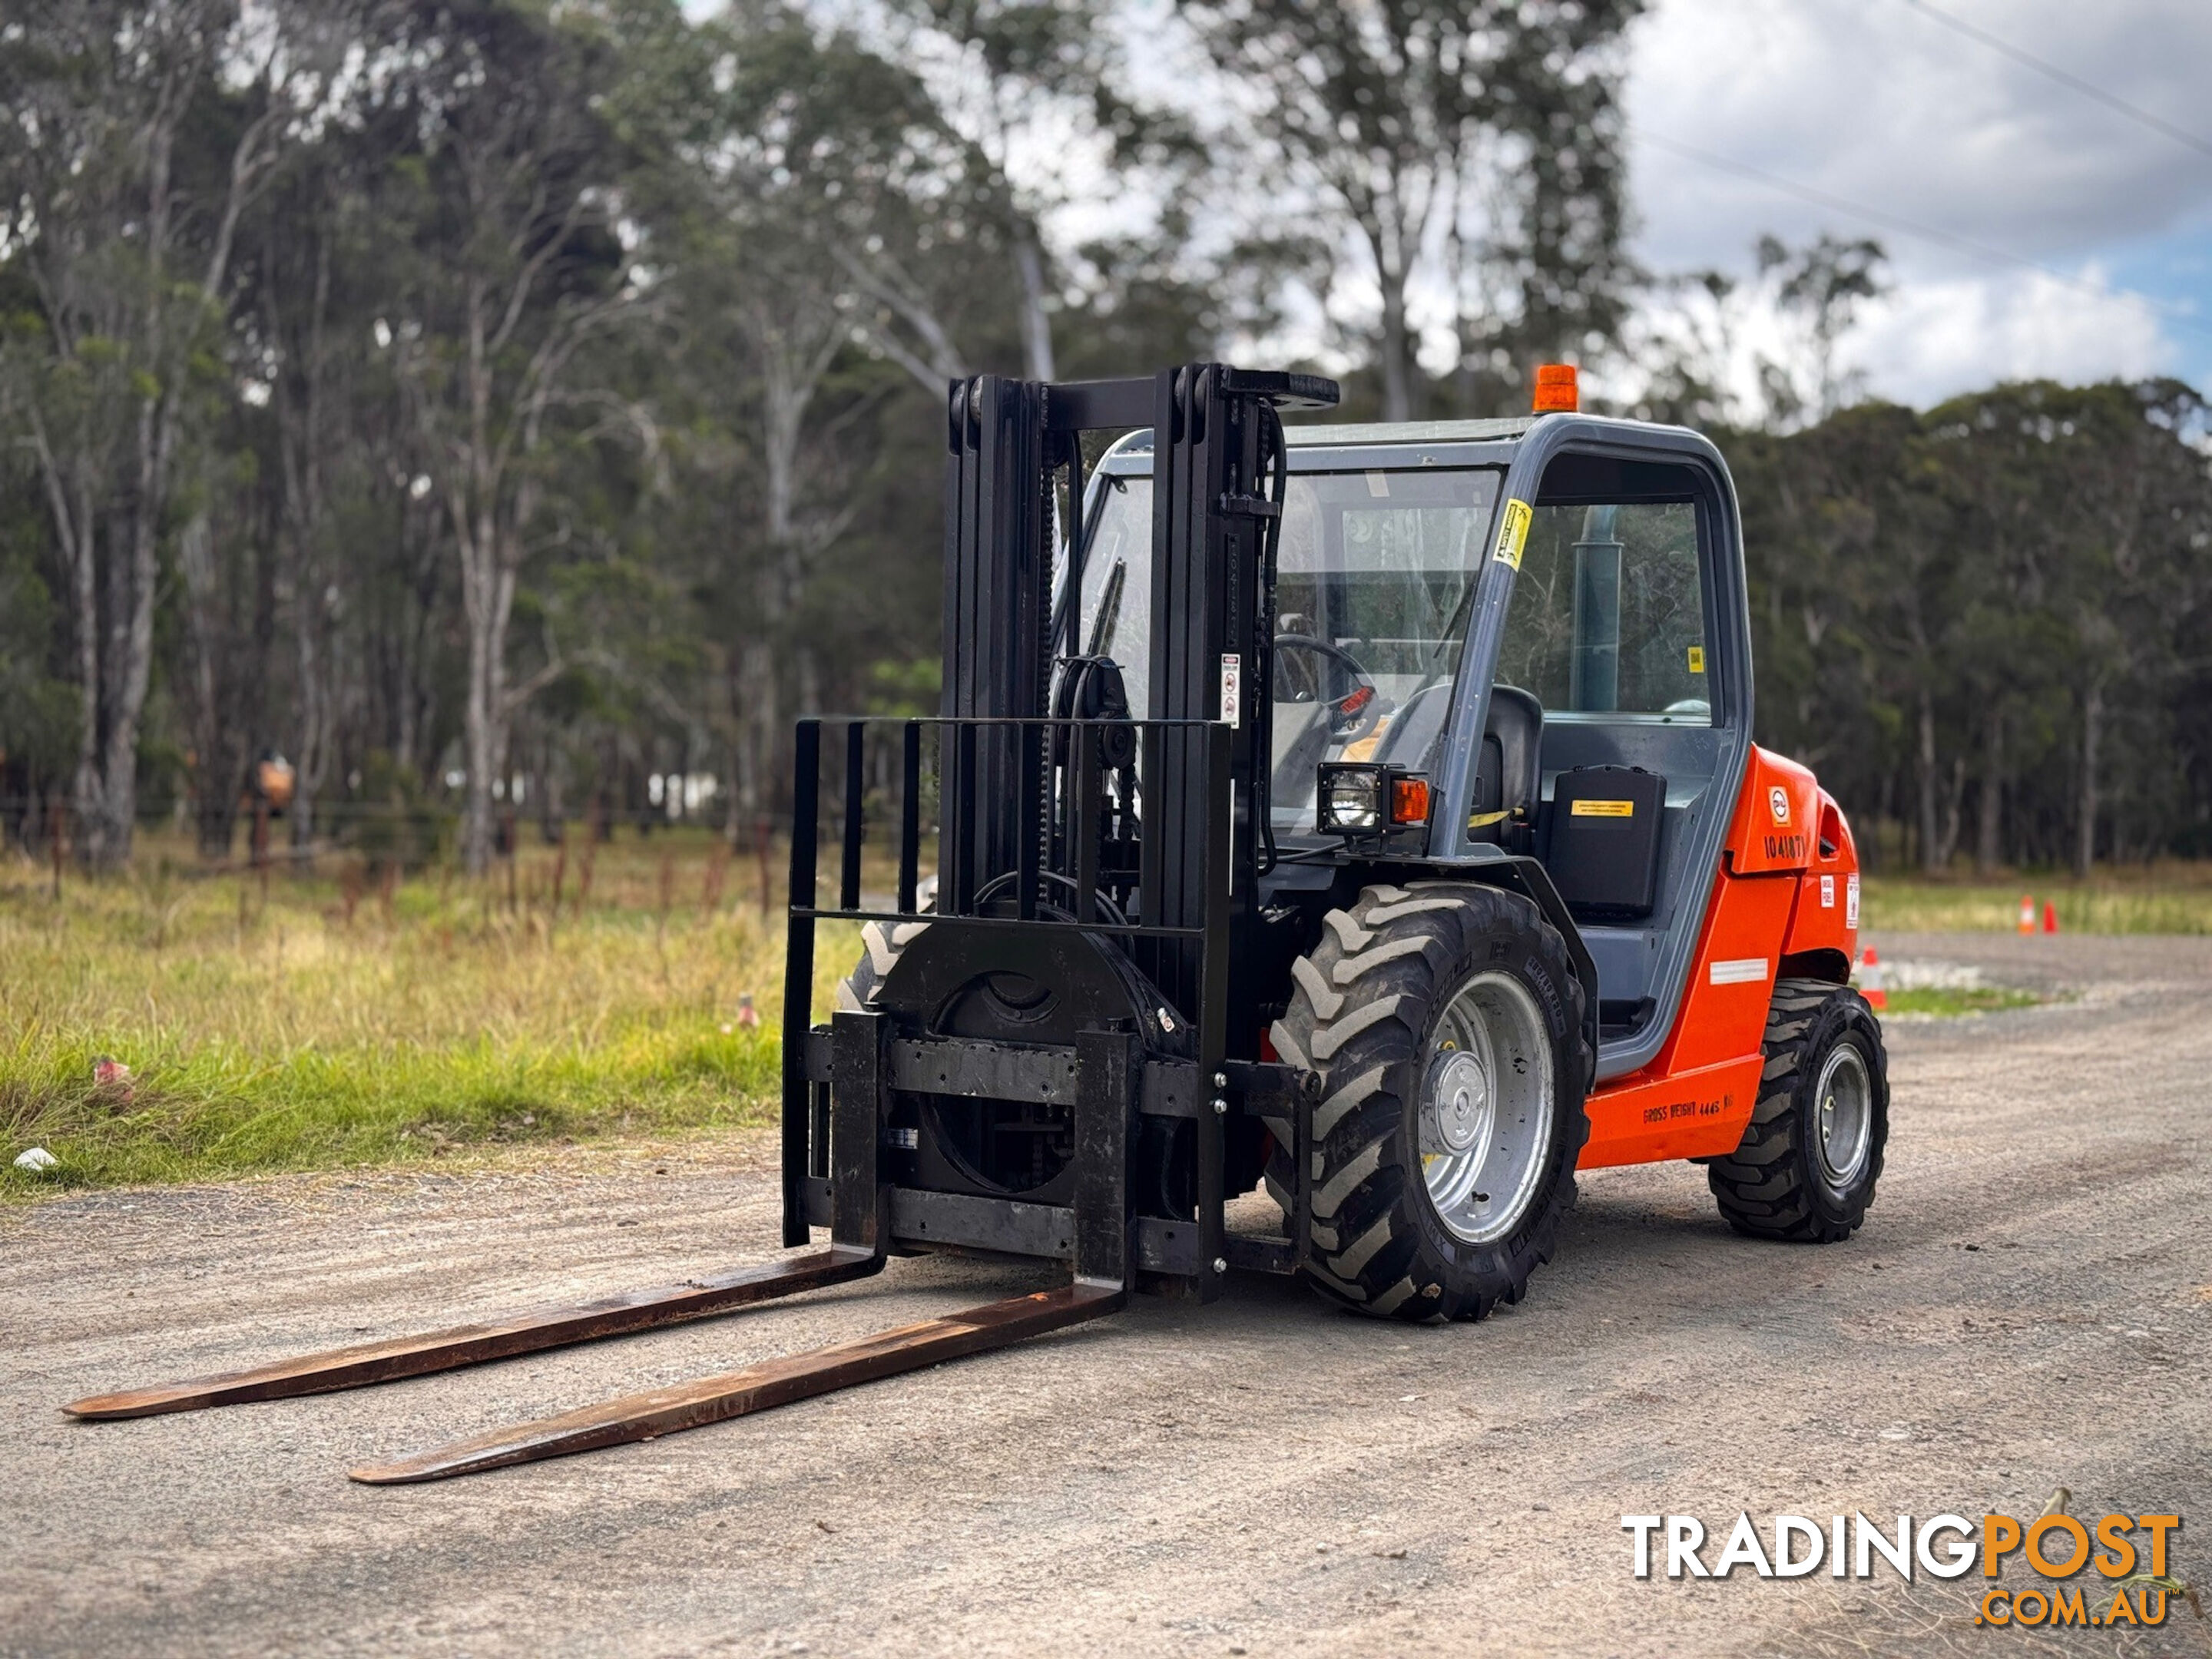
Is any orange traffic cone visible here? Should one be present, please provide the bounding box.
[2042,902,2059,935]
[2017,894,2035,935]
[1857,947,1888,1012]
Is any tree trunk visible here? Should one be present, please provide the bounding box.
[280,229,334,855]
[290,591,329,857]
[1975,704,2003,873]
[1935,755,1965,869]
[734,640,777,823]
[1916,689,1942,873]
[457,517,515,876]
[82,394,168,869]
[177,510,248,859]
[1378,267,1413,422]
[1013,233,1055,384]
[66,478,102,867]
[2075,679,2103,877]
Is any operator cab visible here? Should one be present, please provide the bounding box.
[1071,413,1750,1083]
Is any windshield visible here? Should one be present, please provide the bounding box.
[1073,465,1504,830]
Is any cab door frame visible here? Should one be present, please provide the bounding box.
[1428,416,1756,1083]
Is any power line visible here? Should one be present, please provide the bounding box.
[1891,0,2212,161]
[1638,130,2212,343]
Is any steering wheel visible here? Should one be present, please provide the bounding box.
[1272,634,1388,741]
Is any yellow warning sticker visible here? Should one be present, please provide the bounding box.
[1687,645,1705,674]
[1571,798,1635,817]
[1492,498,1532,570]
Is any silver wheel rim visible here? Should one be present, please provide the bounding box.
[1419,972,1555,1245]
[1813,1042,1873,1193]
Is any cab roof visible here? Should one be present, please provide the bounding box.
[1095,412,1707,475]
[1280,417,1534,446]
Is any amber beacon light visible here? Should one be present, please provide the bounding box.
[1533,362,1578,413]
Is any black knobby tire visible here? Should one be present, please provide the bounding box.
[834,880,935,1012]
[1707,978,1889,1242]
[1265,881,1591,1322]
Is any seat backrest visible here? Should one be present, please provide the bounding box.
[1469,684,1543,845]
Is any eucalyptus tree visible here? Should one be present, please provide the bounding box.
[866,0,1131,382]
[0,0,349,866]
[367,0,669,873]
[1929,380,2212,872]
[1179,0,1641,420]
[670,4,942,816]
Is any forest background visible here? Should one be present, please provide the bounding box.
[4,0,2209,887]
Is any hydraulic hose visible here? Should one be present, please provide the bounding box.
[1255,402,1290,876]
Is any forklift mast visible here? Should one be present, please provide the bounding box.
[940,366,1338,1004]
[770,364,1337,1304]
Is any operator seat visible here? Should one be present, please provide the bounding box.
[1469,684,1542,852]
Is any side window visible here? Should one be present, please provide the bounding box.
[1495,496,1710,720]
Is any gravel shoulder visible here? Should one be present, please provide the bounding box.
[4,932,2208,1658]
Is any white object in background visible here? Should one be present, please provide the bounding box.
[14,1147,59,1174]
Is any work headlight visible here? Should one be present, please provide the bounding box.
[1316,763,1431,838]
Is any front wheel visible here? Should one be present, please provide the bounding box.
[1265,882,1591,1321]
[1707,979,1889,1242]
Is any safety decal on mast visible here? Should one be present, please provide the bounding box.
[1220,653,1242,728]
[1492,498,1532,571]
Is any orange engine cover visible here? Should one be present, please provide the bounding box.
[1577,746,1863,1170]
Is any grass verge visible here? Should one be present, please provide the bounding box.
[1879,985,2044,1018]
[2,832,856,1199]
[7,833,2201,1197]
[1862,864,2212,935]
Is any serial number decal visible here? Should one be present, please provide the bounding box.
[1762,832,1808,861]
[1641,1093,1732,1125]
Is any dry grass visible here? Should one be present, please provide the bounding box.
[8,826,2209,1199]
[1,829,856,1197]
[1863,863,2212,935]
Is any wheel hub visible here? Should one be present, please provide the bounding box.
[1812,1042,1873,1193]
[1425,1049,1493,1155]
[1418,972,1555,1246]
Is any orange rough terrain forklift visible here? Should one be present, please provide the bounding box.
[66,362,1886,1482]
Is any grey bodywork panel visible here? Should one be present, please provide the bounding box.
[1091,413,1754,1083]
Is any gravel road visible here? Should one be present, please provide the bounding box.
[4,932,2207,1658]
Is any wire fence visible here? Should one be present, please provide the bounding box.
[0,790,786,906]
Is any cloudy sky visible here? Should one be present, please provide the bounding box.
[1626,0,2212,405]
[801,0,2210,409]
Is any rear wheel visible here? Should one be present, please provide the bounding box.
[1266,882,1591,1321]
[1707,979,1889,1241]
